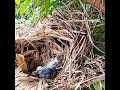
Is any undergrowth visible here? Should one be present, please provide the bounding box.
[15,0,105,90]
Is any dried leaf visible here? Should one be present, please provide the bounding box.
[29,86,38,90]
[18,76,38,82]
[16,54,28,72]
[15,65,23,74]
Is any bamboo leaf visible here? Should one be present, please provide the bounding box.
[45,0,50,16]
[15,0,20,5]
[36,0,40,5]
[93,82,102,90]
[39,4,45,13]
[16,54,28,72]
[19,0,31,15]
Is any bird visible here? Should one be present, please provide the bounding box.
[31,57,60,79]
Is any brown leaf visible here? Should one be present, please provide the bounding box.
[18,76,39,82]
[16,54,28,73]
[15,65,23,74]
[30,86,38,90]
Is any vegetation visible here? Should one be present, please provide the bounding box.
[15,0,64,25]
[15,0,105,90]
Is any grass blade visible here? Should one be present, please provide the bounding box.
[45,0,50,16]
[15,0,20,5]
[20,0,31,15]
[93,82,102,90]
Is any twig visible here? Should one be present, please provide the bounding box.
[80,74,105,88]
[68,19,100,23]
[84,17,105,54]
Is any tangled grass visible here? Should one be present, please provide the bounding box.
[15,6,105,90]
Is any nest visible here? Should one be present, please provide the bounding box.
[15,7,105,90]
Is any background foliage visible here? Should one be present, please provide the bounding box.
[15,0,64,25]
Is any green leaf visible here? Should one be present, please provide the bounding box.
[49,6,56,14]
[45,0,50,16]
[50,1,63,8]
[85,4,91,10]
[15,0,64,24]
[39,4,45,13]
[80,0,84,3]
[101,81,105,89]
[19,0,31,15]
[93,82,102,90]
[36,0,40,5]
[15,0,20,5]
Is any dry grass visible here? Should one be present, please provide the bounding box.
[15,6,105,90]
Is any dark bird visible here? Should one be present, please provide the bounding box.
[31,57,59,79]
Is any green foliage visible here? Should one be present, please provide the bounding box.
[45,0,50,16]
[85,4,91,11]
[93,26,105,42]
[66,0,85,10]
[93,25,105,55]
[93,82,102,90]
[92,81,105,90]
[15,0,20,5]
[101,81,105,89]
[19,0,31,15]
[68,0,81,9]
[15,0,64,25]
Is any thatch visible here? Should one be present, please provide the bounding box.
[15,7,105,90]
